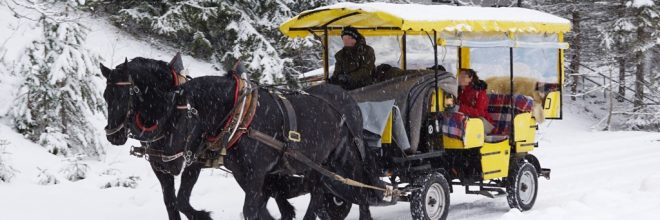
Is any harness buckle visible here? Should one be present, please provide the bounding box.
[129,146,144,158]
[130,86,140,95]
[288,130,301,142]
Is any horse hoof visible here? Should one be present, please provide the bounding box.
[190,210,212,220]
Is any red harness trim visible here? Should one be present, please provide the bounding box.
[205,74,241,142]
[134,112,158,132]
[131,68,178,134]
[171,67,180,87]
[230,74,240,107]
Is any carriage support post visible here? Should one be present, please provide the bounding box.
[323,27,329,80]
[509,47,515,145]
[433,30,440,114]
[402,31,407,70]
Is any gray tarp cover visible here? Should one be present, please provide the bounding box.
[350,70,457,151]
[357,101,410,150]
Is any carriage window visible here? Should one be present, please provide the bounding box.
[469,47,510,80]
[513,48,559,84]
[405,35,458,71]
[469,47,559,84]
[328,35,403,77]
[327,35,458,78]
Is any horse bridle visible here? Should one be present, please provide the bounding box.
[105,74,139,136]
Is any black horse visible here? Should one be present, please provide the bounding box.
[166,74,385,220]
[100,58,304,220]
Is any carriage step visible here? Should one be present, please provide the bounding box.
[465,187,506,199]
[540,168,551,180]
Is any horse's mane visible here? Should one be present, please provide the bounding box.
[125,57,172,83]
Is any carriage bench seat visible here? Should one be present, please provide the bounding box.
[487,94,534,135]
[487,94,538,152]
[442,111,485,149]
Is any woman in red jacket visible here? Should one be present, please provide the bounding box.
[458,68,494,133]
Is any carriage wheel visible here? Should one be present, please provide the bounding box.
[410,173,450,220]
[506,161,538,211]
[318,193,352,220]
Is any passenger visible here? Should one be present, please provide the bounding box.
[328,26,376,90]
[458,68,495,134]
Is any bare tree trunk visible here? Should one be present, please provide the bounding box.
[634,51,645,108]
[617,57,626,102]
[569,11,581,101]
[605,68,614,130]
[633,26,648,109]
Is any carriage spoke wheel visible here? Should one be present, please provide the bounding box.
[411,173,450,220]
[506,161,539,211]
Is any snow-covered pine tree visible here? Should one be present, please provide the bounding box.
[104,0,411,84]
[618,0,660,130]
[10,1,106,158]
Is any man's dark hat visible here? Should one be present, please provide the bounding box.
[341,26,362,40]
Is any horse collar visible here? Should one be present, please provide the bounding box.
[206,75,259,151]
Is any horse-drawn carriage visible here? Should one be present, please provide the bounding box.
[101,2,570,220]
[278,2,571,219]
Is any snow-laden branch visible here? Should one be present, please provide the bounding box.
[6,0,80,24]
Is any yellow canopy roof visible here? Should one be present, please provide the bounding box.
[280,2,571,38]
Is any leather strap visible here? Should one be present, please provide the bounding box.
[275,93,301,142]
[246,129,396,196]
[130,145,184,162]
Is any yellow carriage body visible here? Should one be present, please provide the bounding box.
[280,2,570,182]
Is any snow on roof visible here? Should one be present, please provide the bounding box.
[280,2,571,37]
[319,2,570,24]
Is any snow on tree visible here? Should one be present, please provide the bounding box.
[620,0,660,130]
[191,31,213,59]
[0,139,18,183]
[101,0,410,84]
[8,1,106,158]
[59,153,90,181]
[36,167,60,185]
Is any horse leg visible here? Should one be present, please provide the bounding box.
[302,188,324,220]
[152,166,181,220]
[176,163,212,220]
[274,197,295,220]
[263,175,303,220]
[358,204,373,220]
[241,173,275,220]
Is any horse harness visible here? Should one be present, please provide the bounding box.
[129,75,396,196]
[195,75,304,169]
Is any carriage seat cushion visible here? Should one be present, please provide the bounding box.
[441,111,467,140]
[536,82,560,95]
[487,94,534,135]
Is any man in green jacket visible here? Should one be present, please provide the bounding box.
[329,27,376,90]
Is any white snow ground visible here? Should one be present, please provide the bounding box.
[2,3,660,220]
